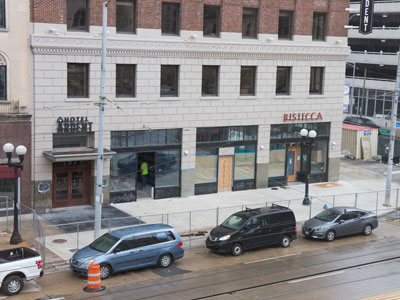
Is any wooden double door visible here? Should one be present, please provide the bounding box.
[53,162,91,208]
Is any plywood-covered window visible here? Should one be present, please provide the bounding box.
[195,148,217,184]
[234,145,256,181]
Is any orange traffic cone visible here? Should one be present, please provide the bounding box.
[83,264,105,292]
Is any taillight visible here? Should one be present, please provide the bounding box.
[178,242,183,247]
[373,216,377,219]
[295,226,298,233]
[36,260,43,269]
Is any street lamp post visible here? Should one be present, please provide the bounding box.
[300,129,317,206]
[2,143,27,245]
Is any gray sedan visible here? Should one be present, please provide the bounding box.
[302,207,378,241]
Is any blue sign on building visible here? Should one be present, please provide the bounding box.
[364,130,371,136]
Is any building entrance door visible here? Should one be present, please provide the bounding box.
[218,156,233,192]
[286,144,298,182]
[53,163,90,208]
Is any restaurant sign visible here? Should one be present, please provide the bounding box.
[283,112,323,122]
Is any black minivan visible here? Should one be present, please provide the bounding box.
[206,205,297,256]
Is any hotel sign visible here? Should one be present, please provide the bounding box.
[283,112,323,122]
[57,117,93,133]
[359,0,374,35]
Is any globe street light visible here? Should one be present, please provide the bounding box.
[300,129,317,205]
[3,143,27,245]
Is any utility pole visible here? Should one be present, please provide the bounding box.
[385,45,400,207]
[94,1,109,239]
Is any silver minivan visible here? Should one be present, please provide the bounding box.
[69,224,184,279]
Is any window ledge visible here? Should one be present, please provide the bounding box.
[239,95,257,100]
[200,96,220,100]
[0,100,10,104]
[66,98,92,102]
[274,95,292,99]
[159,96,181,101]
[308,94,325,98]
[0,28,9,33]
[114,97,137,102]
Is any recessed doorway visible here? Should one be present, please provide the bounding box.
[136,152,155,199]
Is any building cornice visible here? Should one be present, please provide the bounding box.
[31,36,350,60]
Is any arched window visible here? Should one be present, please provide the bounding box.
[0,54,6,101]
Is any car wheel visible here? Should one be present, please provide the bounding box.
[280,235,291,248]
[159,254,172,268]
[2,275,24,296]
[99,264,112,280]
[231,243,243,256]
[325,230,336,242]
[363,224,373,236]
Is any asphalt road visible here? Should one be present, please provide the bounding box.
[67,234,400,300]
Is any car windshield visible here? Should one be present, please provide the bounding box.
[365,119,376,127]
[315,209,340,222]
[89,233,119,253]
[221,214,248,230]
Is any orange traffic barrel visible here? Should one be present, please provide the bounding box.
[83,264,105,292]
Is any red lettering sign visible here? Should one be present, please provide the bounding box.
[283,112,323,122]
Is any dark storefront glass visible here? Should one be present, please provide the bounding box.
[112,129,182,148]
[155,150,180,187]
[197,126,257,143]
[53,135,88,148]
[110,152,136,202]
[0,178,13,199]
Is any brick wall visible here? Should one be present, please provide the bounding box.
[31,0,350,36]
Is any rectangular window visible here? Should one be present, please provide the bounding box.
[203,6,220,37]
[116,64,136,98]
[234,145,256,181]
[53,135,88,148]
[310,67,324,94]
[155,150,180,187]
[160,65,178,97]
[116,0,136,33]
[67,63,89,98]
[162,2,180,35]
[110,152,136,196]
[0,66,5,100]
[195,148,218,184]
[276,67,291,95]
[312,13,326,41]
[269,144,286,178]
[202,66,219,96]
[240,66,256,96]
[242,8,258,39]
[0,0,5,28]
[278,11,293,39]
[67,0,88,31]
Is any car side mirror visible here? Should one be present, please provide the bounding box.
[339,220,344,224]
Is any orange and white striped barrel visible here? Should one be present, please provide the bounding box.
[83,264,105,292]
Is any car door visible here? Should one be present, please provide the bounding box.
[241,217,263,249]
[335,212,357,236]
[108,238,136,272]
[351,211,366,233]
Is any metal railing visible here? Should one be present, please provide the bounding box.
[32,188,399,268]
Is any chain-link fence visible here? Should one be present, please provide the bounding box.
[0,189,399,268]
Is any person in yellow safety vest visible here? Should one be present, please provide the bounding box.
[140,161,149,188]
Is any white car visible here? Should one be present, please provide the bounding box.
[0,247,43,296]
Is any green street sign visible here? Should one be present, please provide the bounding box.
[379,129,390,135]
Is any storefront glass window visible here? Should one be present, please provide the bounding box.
[0,178,13,199]
[234,145,256,180]
[271,123,330,140]
[230,127,244,141]
[311,140,328,174]
[195,148,217,184]
[269,144,286,177]
[155,150,180,187]
[112,129,181,148]
[110,152,136,196]
[53,135,88,148]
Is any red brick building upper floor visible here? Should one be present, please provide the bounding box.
[30,0,349,39]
